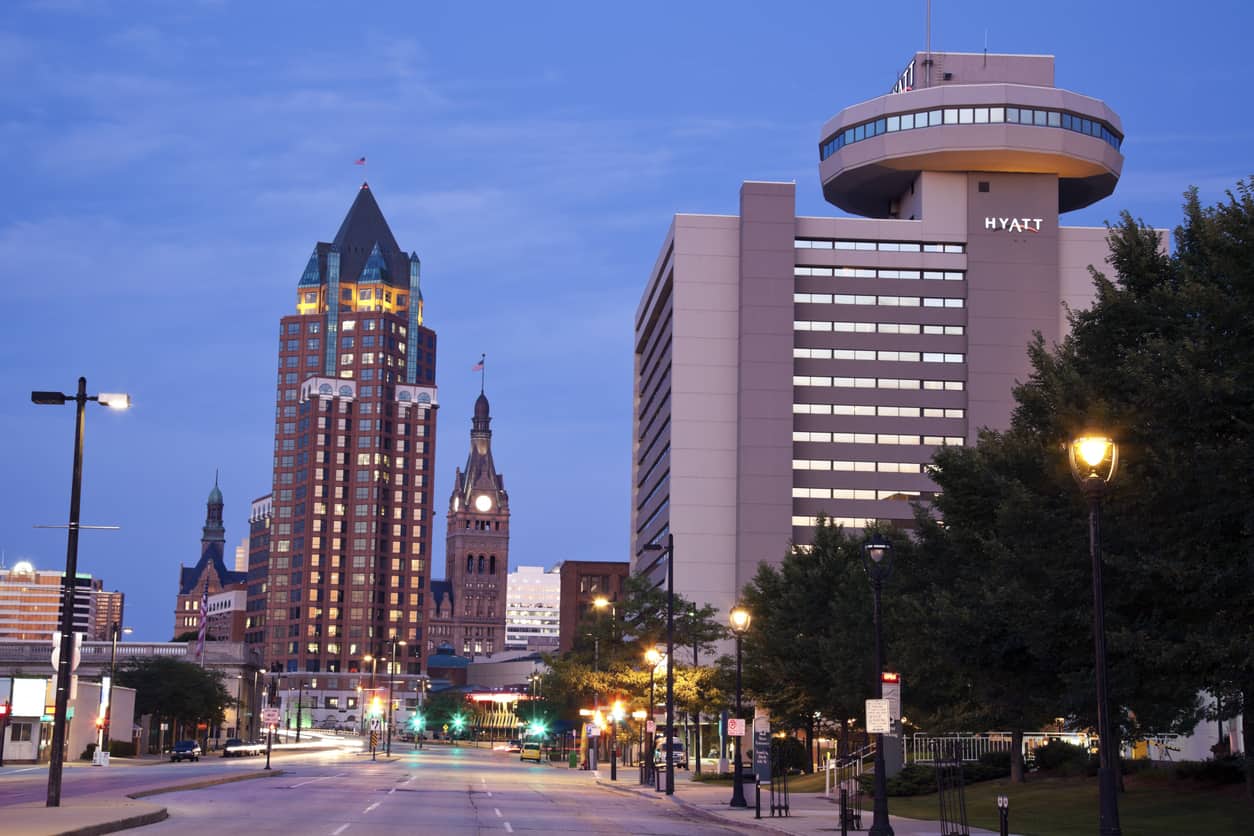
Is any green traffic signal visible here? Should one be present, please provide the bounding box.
[411,713,425,730]
[451,713,465,731]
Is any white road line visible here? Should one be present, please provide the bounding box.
[486,791,493,797]
[388,788,396,794]
[332,825,350,835]
[504,824,514,833]
[494,808,502,818]
[364,802,380,813]
[291,776,331,788]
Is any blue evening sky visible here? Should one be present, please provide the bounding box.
[2,0,1250,642]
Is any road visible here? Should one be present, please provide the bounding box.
[1,744,763,835]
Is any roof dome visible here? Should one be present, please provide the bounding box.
[208,474,223,505]
[474,391,490,420]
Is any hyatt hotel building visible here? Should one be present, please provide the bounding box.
[631,52,1125,614]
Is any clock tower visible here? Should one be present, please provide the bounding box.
[442,390,509,656]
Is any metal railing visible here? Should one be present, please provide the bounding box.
[908,731,1183,764]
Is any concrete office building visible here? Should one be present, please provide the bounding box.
[0,561,123,642]
[504,565,560,652]
[632,52,1124,616]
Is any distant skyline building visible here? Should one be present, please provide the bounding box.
[428,391,510,657]
[0,561,123,642]
[632,51,1125,618]
[174,475,247,641]
[250,183,438,694]
[504,565,560,651]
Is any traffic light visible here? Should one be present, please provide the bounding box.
[527,721,546,738]
[95,714,105,730]
[411,713,425,731]
[451,713,465,732]
[370,696,382,717]
[0,701,10,728]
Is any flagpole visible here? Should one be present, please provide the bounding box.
[480,353,486,393]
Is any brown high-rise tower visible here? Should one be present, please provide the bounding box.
[250,183,438,716]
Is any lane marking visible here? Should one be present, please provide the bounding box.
[504,824,513,833]
[364,802,380,813]
[494,808,502,818]
[291,776,331,788]
[332,826,350,835]
[486,791,493,797]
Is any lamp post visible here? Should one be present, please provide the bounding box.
[385,637,406,756]
[641,533,675,794]
[31,378,129,808]
[644,647,662,786]
[100,622,132,755]
[234,675,243,738]
[728,603,752,808]
[295,679,304,742]
[362,653,377,736]
[862,533,894,836]
[690,609,702,776]
[1068,434,1123,836]
[609,701,624,781]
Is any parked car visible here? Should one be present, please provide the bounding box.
[222,738,265,757]
[170,740,202,762]
[520,741,543,763]
[653,737,688,770]
[506,739,522,753]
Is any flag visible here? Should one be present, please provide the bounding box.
[195,578,208,662]
[472,358,484,372]
[354,156,366,165]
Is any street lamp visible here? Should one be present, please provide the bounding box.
[1068,434,1122,836]
[362,653,378,736]
[295,679,305,742]
[644,647,662,786]
[640,533,675,795]
[862,533,894,836]
[728,603,752,808]
[31,377,129,808]
[100,622,132,755]
[385,637,407,756]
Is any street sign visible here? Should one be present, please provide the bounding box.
[753,730,771,783]
[260,708,281,726]
[369,717,382,732]
[585,723,600,738]
[882,673,902,732]
[727,718,746,737]
[866,699,891,734]
[645,720,655,733]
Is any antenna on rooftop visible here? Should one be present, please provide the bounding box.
[984,28,989,67]
[925,0,933,88]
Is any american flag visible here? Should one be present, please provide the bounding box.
[195,578,209,664]
[472,354,485,372]
[354,156,367,165]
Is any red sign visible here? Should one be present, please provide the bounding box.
[646,720,655,733]
[881,672,900,683]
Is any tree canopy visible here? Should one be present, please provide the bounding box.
[116,657,233,739]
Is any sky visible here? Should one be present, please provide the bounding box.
[1,0,1251,643]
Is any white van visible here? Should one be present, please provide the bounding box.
[653,737,689,769]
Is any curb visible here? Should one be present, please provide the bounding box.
[126,769,285,799]
[53,807,169,836]
[594,778,794,834]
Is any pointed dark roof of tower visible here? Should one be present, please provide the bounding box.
[208,471,223,505]
[333,183,401,256]
[457,390,505,501]
[327,183,410,289]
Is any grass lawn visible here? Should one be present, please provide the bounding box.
[859,772,1250,836]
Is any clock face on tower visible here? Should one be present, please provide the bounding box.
[474,494,493,513]
[453,496,460,512]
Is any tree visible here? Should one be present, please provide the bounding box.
[117,657,232,743]
[739,518,920,771]
[905,428,1108,781]
[422,690,469,737]
[1019,181,1254,794]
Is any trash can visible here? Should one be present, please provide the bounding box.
[568,751,579,769]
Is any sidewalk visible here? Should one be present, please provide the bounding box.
[592,764,1016,836]
[1,798,168,836]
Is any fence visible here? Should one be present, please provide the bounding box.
[908,732,1183,765]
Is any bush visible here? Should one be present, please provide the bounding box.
[109,740,137,758]
[80,742,97,761]
[859,764,937,797]
[1172,756,1245,785]
[1032,740,1091,775]
[977,750,1012,771]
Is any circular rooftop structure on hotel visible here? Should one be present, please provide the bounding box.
[819,53,1124,218]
